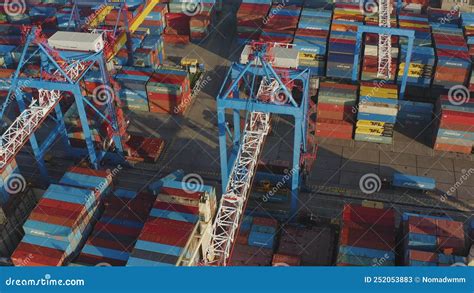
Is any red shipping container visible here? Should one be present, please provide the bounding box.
[153,201,199,214]
[343,205,395,228]
[272,253,301,266]
[252,217,278,228]
[406,250,438,263]
[436,219,464,238]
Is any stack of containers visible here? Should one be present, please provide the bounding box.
[0,159,20,205]
[433,95,473,154]
[127,178,215,266]
[235,215,253,244]
[63,103,108,149]
[140,33,165,68]
[398,13,434,88]
[231,216,277,266]
[337,205,396,266]
[403,213,466,266]
[230,243,273,266]
[294,8,331,76]
[429,10,470,90]
[57,7,74,29]
[146,67,191,114]
[115,66,153,112]
[163,20,189,44]
[189,0,216,42]
[327,4,363,79]
[315,82,357,140]
[124,135,166,163]
[398,100,434,126]
[11,167,112,266]
[141,4,168,36]
[248,217,277,249]
[75,189,155,266]
[461,13,474,91]
[235,0,272,43]
[29,5,57,29]
[278,225,334,265]
[104,4,142,27]
[259,4,301,44]
[355,83,399,144]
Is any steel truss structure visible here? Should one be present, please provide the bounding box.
[204,43,314,266]
[0,26,126,181]
[377,0,392,79]
[352,25,415,99]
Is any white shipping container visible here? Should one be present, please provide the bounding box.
[359,105,399,116]
[240,45,299,69]
[48,31,104,53]
[364,45,398,57]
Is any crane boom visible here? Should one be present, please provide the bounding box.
[377,0,392,79]
[205,111,270,266]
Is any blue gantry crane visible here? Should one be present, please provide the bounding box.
[204,42,316,266]
[0,26,128,184]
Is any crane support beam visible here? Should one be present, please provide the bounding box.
[352,25,414,99]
